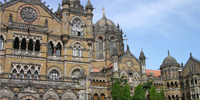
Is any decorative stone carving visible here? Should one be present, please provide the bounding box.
[20,7,37,22]
[78,90,86,100]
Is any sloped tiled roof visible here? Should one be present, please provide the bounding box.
[92,68,100,72]
[106,63,113,69]
[146,69,161,77]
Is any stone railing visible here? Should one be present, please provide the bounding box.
[0,78,83,88]
[12,49,41,56]
[47,55,62,60]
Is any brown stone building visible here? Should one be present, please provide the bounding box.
[0,0,199,100]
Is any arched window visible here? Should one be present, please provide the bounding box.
[28,39,33,51]
[35,40,40,51]
[93,93,98,100]
[71,19,83,37]
[167,82,170,89]
[56,43,61,55]
[72,43,82,57]
[20,70,24,79]
[100,94,106,100]
[168,95,171,100]
[168,69,170,75]
[187,93,190,100]
[48,42,54,54]
[0,35,4,49]
[21,38,26,50]
[49,70,59,81]
[14,37,19,49]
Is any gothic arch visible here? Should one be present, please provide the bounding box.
[70,41,85,49]
[70,16,85,25]
[0,33,6,41]
[95,35,105,41]
[47,65,63,77]
[61,89,77,100]
[0,86,15,100]
[42,88,59,100]
[48,40,56,46]
[67,66,87,77]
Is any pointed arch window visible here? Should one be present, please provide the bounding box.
[56,43,61,55]
[21,38,26,50]
[48,42,54,54]
[71,19,83,37]
[72,43,82,57]
[0,35,4,49]
[28,39,33,51]
[14,37,19,49]
[35,40,40,51]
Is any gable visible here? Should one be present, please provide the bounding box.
[43,88,59,100]
[1,0,61,25]
[0,86,15,99]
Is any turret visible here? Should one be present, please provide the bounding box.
[62,0,70,30]
[85,0,93,36]
[112,45,119,78]
[139,48,146,74]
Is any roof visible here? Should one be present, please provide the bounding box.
[146,69,161,77]
[92,68,100,72]
[106,63,113,69]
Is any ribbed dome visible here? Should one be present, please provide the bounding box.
[162,55,178,65]
[62,0,70,5]
[96,17,115,26]
[160,51,180,68]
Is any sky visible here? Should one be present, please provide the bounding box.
[1,0,200,70]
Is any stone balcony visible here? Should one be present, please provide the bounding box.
[12,49,41,56]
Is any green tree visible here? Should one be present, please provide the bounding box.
[143,79,154,93]
[123,83,132,100]
[133,84,145,100]
[112,82,123,100]
[111,75,127,87]
[159,88,166,100]
[149,86,157,100]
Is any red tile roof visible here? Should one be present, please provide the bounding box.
[146,69,161,77]
[106,63,113,69]
[92,68,100,72]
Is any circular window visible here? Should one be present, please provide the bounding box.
[20,7,37,22]
[98,36,103,41]
[110,35,116,41]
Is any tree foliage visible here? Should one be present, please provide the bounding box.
[149,86,157,100]
[159,88,166,100]
[143,79,154,92]
[123,83,132,100]
[133,84,145,100]
[112,82,123,100]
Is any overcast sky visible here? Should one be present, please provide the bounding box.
[1,0,200,70]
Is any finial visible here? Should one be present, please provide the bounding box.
[168,50,170,56]
[102,5,105,17]
[141,48,143,51]
[59,3,60,7]
[117,23,119,28]
[190,53,192,57]
[127,45,129,51]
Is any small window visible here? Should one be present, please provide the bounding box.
[12,74,16,78]
[19,74,24,79]
[34,75,38,79]
[49,70,59,81]
[27,75,31,79]
[0,35,4,49]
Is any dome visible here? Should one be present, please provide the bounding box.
[162,56,178,65]
[95,16,115,27]
[161,55,180,68]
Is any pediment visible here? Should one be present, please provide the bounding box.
[1,0,61,24]
[0,86,15,99]
[119,46,140,64]
[43,88,59,100]
[20,85,38,94]
[61,89,77,100]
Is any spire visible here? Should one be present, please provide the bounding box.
[139,48,146,60]
[56,3,62,15]
[168,50,170,56]
[85,0,93,10]
[102,6,106,17]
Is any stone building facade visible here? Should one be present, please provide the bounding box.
[0,0,199,100]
